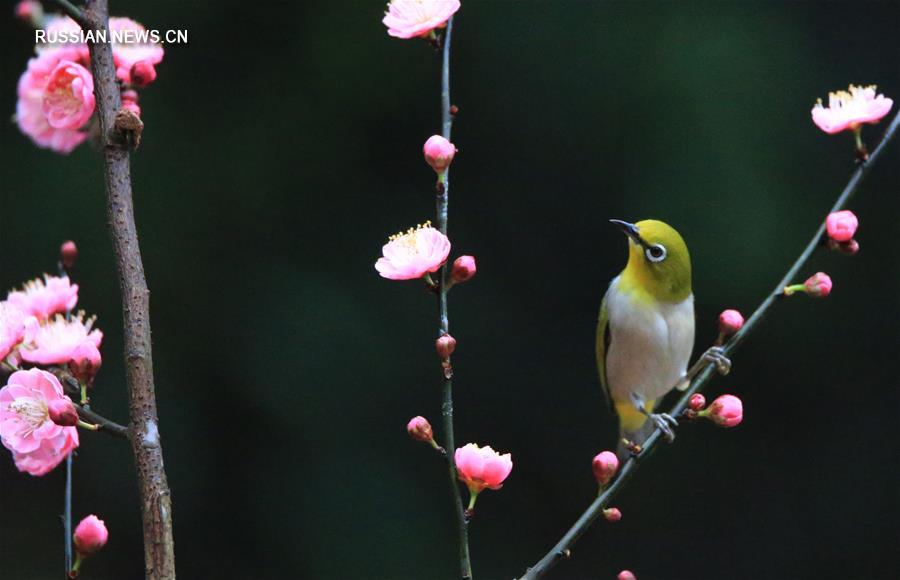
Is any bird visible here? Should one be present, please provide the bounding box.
[597,219,730,458]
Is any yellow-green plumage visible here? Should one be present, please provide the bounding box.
[597,220,695,455]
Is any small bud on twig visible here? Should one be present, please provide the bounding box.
[784,272,833,298]
[60,240,78,271]
[825,210,859,243]
[828,238,860,256]
[14,1,43,28]
[592,451,619,486]
[697,394,743,427]
[423,135,457,176]
[436,333,456,360]
[407,416,444,453]
[48,398,79,427]
[716,309,744,344]
[688,393,706,411]
[602,507,622,522]
[617,571,637,580]
[450,255,476,285]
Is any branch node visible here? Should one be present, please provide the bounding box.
[113,108,143,150]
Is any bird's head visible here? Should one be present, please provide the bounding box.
[611,219,692,303]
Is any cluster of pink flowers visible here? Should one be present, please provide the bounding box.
[0,271,103,475]
[14,13,164,154]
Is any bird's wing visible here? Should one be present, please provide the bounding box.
[596,290,613,410]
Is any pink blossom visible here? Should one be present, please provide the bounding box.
[130,60,157,87]
[812,85,893,134]
[375,222,451,280]
[383,0,460,39]
[703,394,743,428]
[455,443,513,494]
[423,135,457,173]
[109,17,164,84]
[0,302,28,361]
[7,275,78,320]
[592,451,619,486]
[718,309,744,336]
[603,507,622,522]
[435,333,457,359]
[19,312,103,366]
[14,1,43,25]
[0,369,79,476]
[825,210,858,243]
[42,60,95,130]
[69,341,102,386]
[804,272,833,298]
[618,572,637,580]
[61,240,78,270]
[37,16,89,61]
[74,515,109,556]
[688,393,706,411]
[16,49,91,153]
[451,255,476,284]
[407,416,434,443]
[48,398,79,427]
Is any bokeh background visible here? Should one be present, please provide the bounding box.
[1,1,899,579]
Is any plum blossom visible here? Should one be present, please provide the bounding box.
[423,135,457,173]
[592,451,619,486]
[718,309,744,336]
[825,210,859,243]
[0,368,79,476]
[42,60,95,130]
[812,85,893,134]
[375,222,451,280]
[109,17,164,85]
[74,515,109,557]
[455,443,513,495]
[19,312,103,366]
[7,275,78,320]
[0,302,28,361]
[701,394,743,428]
[383,0,460,39]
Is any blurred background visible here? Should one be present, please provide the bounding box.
[1,1,898,579]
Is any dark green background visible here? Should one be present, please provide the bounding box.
[1,2,898,579]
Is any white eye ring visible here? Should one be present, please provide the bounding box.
[645,244,667,263]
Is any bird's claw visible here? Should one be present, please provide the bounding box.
[703,346,731,376]
[650,412,678,442]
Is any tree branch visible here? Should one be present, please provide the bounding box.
[46,0,89,27]
[79,1,176,577]
[435,16,472,580]
[519,110,900,580]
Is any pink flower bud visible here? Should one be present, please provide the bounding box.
[68,342,102,386]
[703,394,743,428]
[14,1,42,25]
[451,255,476,284]
[592,451,619,486]
[74,515,108,557]
[436,334,456,359]
[603,507,622,522]
[618,571,637,580]
[120,89,142,117]
[406,416,434,443]
[718,309,744,336]
[130,61,158,88]
[825,210,858,243]
[829,238,860,256]
[688,393,706,411]
[60,240,78,270]
[804,272,833,297]
[48,398,79,427]
[423,135,457,174]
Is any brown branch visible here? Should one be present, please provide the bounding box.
[79,1,176,577]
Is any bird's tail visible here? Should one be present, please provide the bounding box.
[614,399,655,462]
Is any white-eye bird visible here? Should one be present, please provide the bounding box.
[597,219,729,457]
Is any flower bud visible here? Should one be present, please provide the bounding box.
[48,398,79,427]
[828,238,860,256]
[130,60,158,88]
[718,309,744,336]
[784,272,833,298]
[14,1,43,27]
[688,393,706,411]
[423,135,457,174]
[60,240,78,271]
[618,571,637,580]
[69,342,102,386]
[436,333,456,359]
[120,89,142,117]
[74,515,108,557]
[701,394,743,428]
[825,210,858,243]
[406,416,434,443]
[450,255,477,284]
[592,451,619,486]
[603,507,622,522]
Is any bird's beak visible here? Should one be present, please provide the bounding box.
[610,219,650,249]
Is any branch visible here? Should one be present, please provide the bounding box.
[435,16,472,580]
[46,0,89,27]
[76,403,130,438]
[519,110,900,580]
[79,1,176,577]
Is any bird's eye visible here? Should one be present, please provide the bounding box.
[645,244,667,263]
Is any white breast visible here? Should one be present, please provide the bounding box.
[605,276,695,405]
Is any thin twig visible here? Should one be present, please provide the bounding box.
[46,0,89,27]
[79,1,176,577]
[51,370,131,438]
[519,111,900,580]
[63,452,73,577]
[435,16,472,580]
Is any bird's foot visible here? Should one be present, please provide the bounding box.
[701,346,731,376]
[649,412,678,442]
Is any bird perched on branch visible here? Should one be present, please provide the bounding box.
[597,219,730,458]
